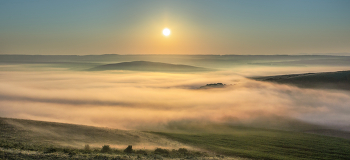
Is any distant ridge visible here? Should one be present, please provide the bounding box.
[88,61,212,72]
[251,70,350,90]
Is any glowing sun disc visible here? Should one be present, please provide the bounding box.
[163,28,171,36]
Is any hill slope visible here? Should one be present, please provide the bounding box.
[88,61,212,72]
[154,130,350,160]
[2,117,350,160]
[251,70,350,90]
[0,117,186,150]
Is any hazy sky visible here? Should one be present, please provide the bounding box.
[1,0,349,55]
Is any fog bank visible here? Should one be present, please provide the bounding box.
[0,67,350,131]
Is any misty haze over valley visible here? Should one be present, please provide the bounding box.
[1,0,350,159]
[1,54,350,131]
[1,54,350,159]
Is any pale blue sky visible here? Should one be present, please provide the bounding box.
[0,0,349,55]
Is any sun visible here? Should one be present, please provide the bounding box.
[163,28,171,36]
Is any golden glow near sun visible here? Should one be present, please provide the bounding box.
[163,28,171,36]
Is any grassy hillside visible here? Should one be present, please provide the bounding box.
[251,70,350,90]
[0,117,216,160]
[0,117,187,150]
[154,127,350,160]
[2,117,350,160]
[88,61,212,72]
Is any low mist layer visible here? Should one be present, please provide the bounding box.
[1,64,350,132]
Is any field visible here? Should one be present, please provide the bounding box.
[154,128,350,160]
[0,117,242,160]
[1,117,350,160]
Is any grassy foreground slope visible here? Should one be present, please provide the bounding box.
[2,117,350,160]
[0,117,216,160]
[0,117,186,150]
[153,127,350,160]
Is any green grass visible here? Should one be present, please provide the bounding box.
[0,117,210,160]
[2,117,350,160]
[153,128,350,160]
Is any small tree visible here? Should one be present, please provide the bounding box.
[124,145,133,153]
[83,144,91,153]
[84,144,90,151]
[101,145,111,153]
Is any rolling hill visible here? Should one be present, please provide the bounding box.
[0,117,185,150]
[1,117,350,160]
[0,117,203,160]
[251,70,350,90]
[88,61,212,72]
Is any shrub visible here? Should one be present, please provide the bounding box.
[84,144,90,151]
[83,144,91,154]
[154,148,169,155]
[92,148,101,153]
[113,149,122,154]
[178,148,188,154]
[124,145,133,153]
[63,148,72,153]
[154,154,163,159]
[44,147,57,153]
[101,145,112,153]
[135,149,147,155]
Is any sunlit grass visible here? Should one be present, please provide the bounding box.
[153,128,350,160]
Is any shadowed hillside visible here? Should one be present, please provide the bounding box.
[88,61,213,72]
[0,117,186,150]
[1,117,350,160]
[0,117,246,160]
[251,70,350,90]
